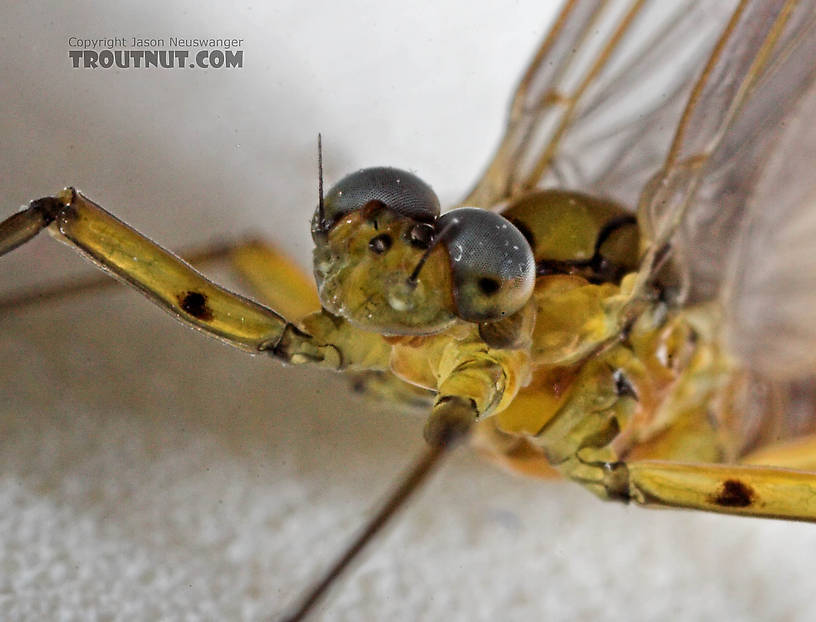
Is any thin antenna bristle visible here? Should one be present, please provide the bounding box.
[279,442,453,622]
[317,133,325,228]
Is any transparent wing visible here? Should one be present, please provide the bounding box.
[636,0,804,280]
[725,50,816,380]
[461,0,738,209]
[664,4,816,305]
[631,0,816,380]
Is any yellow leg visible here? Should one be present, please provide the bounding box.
[0,189,338,365]
[0,231,321,320]
[620,460,816,522]
[739,434,816,470]
[228,240,320,321]
[0,237,241,311]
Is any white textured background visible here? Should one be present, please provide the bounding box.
[1,1,815,621]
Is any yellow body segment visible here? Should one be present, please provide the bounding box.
[502,190,638,267]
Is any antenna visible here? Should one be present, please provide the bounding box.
[317,133,326,230]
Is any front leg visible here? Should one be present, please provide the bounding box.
[0,188,316,357]
[425,340,532,447]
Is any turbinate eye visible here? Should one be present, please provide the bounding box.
[313,167,440,239]
[437,207,535,322]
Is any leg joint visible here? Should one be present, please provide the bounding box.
[262,322,343,369]
[28,194,71,227]
[601,461,631,502]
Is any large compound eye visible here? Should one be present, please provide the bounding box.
[437,207,535,322]
[313,167,440,238]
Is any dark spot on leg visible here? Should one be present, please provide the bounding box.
[179,291,213,321]
[711,479,755,508]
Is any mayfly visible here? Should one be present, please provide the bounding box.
[3,0,816,620]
